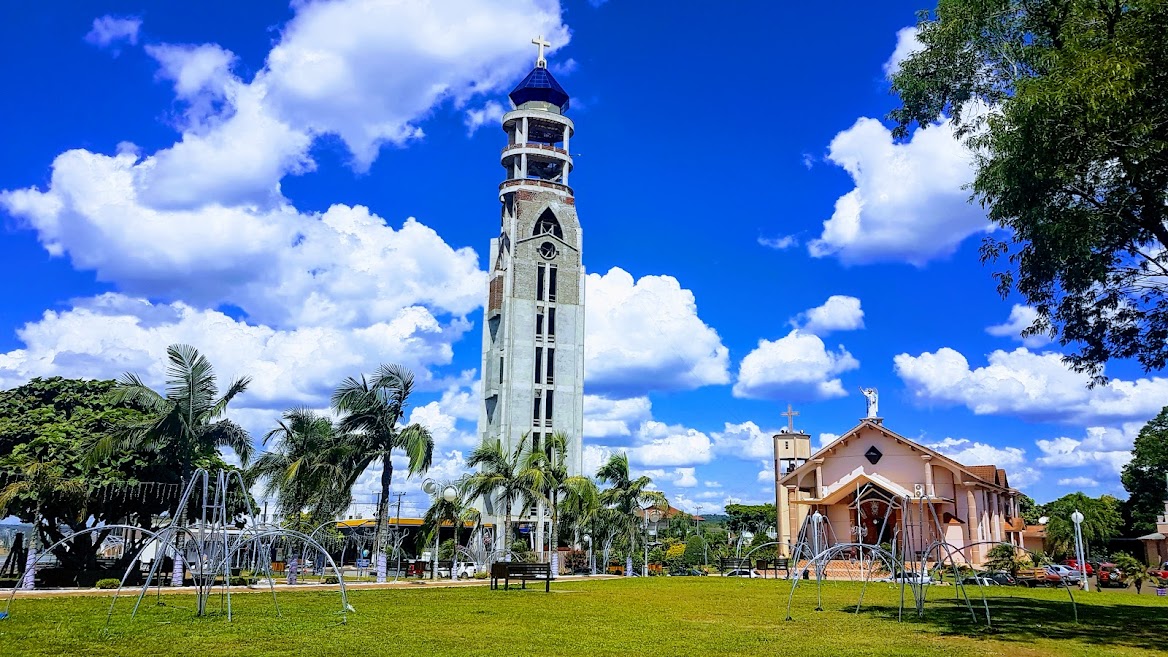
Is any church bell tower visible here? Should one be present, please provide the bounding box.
[478,37,585,520]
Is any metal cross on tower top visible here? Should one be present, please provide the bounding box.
[781,403,799,433]
[532,35,550,68]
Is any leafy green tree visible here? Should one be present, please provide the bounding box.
[0,453,86,588]
[0,377,173,570]
[97,344,253,484]
[252,408,357,532]
[464,434,538,561]
[332,364,434,580]
[1122,405,1168,533]
[724,503,776,536]
[683,534,707,567]
[984,542,1031,576]
[596,453,667,576]
[890,0,1168,381]
[1041,492,1123,558]
[1018,493,1042,525]
[1113,552,1152,592]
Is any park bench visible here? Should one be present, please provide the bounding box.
[753,558,791,579]
[490,561,551,592]
[719,557,751,574]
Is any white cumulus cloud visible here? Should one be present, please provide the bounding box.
[807,115,990,266]
[585,268,729,397]
[986,304,1051,348]
[883,26,922,78]
[791,295,864,335]
[583,395,652,439]
[628,421,713,467]
[733,330,859,401]
[895,346,1168,424]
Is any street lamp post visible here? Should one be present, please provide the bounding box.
[643,507,663,577]
[423,478,459,580]
[1070,509,1089,591]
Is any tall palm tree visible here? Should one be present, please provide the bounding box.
[252,408,357,532]
[331,364,433,582]
[0,453,86,589]
[597,452,667,576]
[524,433,598,575]
[464,435,539,562]
[96,344,253,485]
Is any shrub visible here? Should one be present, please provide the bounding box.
[322,575,340,585]
[95,578,121,590]
[564,549,588,572]
[473,571,489,580]
[229,576,258,586]
[683,536,707,567]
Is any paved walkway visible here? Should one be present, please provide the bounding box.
[5,574,622,599]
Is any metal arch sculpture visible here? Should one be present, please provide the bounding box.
[781,492,1078,629]
[2,468,352,626]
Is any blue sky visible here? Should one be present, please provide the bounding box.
[1,0,1161,518]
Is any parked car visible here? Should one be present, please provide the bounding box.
[1148,561,1168,581]
[1096,562,1124,587]
[1061,559,1094,576]
[986,571,1017,586]
[880,572,932,585]
[1047,565,1083,585]
[721,568,761,578]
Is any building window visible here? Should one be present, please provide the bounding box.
[498,357,504,384]
[545,390,554,423]
[535,310,544,339]
[547,307,556,339]
[534,347,544,384]
[546,348,555,384]
[532,396,542,423]
[532,433,541,454]
[548,266,557,302]
[533,209,564,239]
[536,264,546,301]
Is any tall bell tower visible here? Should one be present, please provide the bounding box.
[477,37,585,539]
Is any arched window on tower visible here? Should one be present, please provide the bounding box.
[533,209,563,239]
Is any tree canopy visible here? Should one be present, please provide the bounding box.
[891,0,1168,381]
[0,377,174,568]
[1121,405,1168,533]
[1040,491,1123,557]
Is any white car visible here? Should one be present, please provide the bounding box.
[1045,565,1082,584]
[881,572,932,585]
[721,568,761,578]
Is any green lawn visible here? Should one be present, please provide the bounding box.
[1,578,1166,656]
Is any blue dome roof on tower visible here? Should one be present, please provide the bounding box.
[508,67,570,111]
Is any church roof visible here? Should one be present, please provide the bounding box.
[779,419,1016,494]
[509,66,570,111]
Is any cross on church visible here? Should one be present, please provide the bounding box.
[532,35,550,68]
[781,404,799,433]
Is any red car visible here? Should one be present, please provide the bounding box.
[1150,562,1168,581]
[1061,559,1094,576]
[1096,562,1123,587]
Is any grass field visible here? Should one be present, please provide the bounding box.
[1,578,1166,656]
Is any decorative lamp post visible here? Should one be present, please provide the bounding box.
[423,479,460,580]
[1070,510,1088,591]
[643,506,663,577]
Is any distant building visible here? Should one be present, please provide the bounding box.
[776,418,1022,565]
[1137,490,1168,565]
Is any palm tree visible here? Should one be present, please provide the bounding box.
[331,364,434,582]
[524,433,598,576]
[596,453,667,576]
[252,408,357,532]
[464,435,539,562]
[96,344,253,485]
[0,453,86,589]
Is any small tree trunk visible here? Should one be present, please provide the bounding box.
[503,501,512,562]
[549,494,559,578]
[287,556,299,585]
[21,514,39,590]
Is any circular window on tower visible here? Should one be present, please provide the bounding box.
[538,241,557,259]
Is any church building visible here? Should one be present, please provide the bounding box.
[476,38,585,549]
[775,400,1023,566]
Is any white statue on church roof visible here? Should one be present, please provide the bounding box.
[860,387,878,418]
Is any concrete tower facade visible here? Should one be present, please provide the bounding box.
[477,39,585,545]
